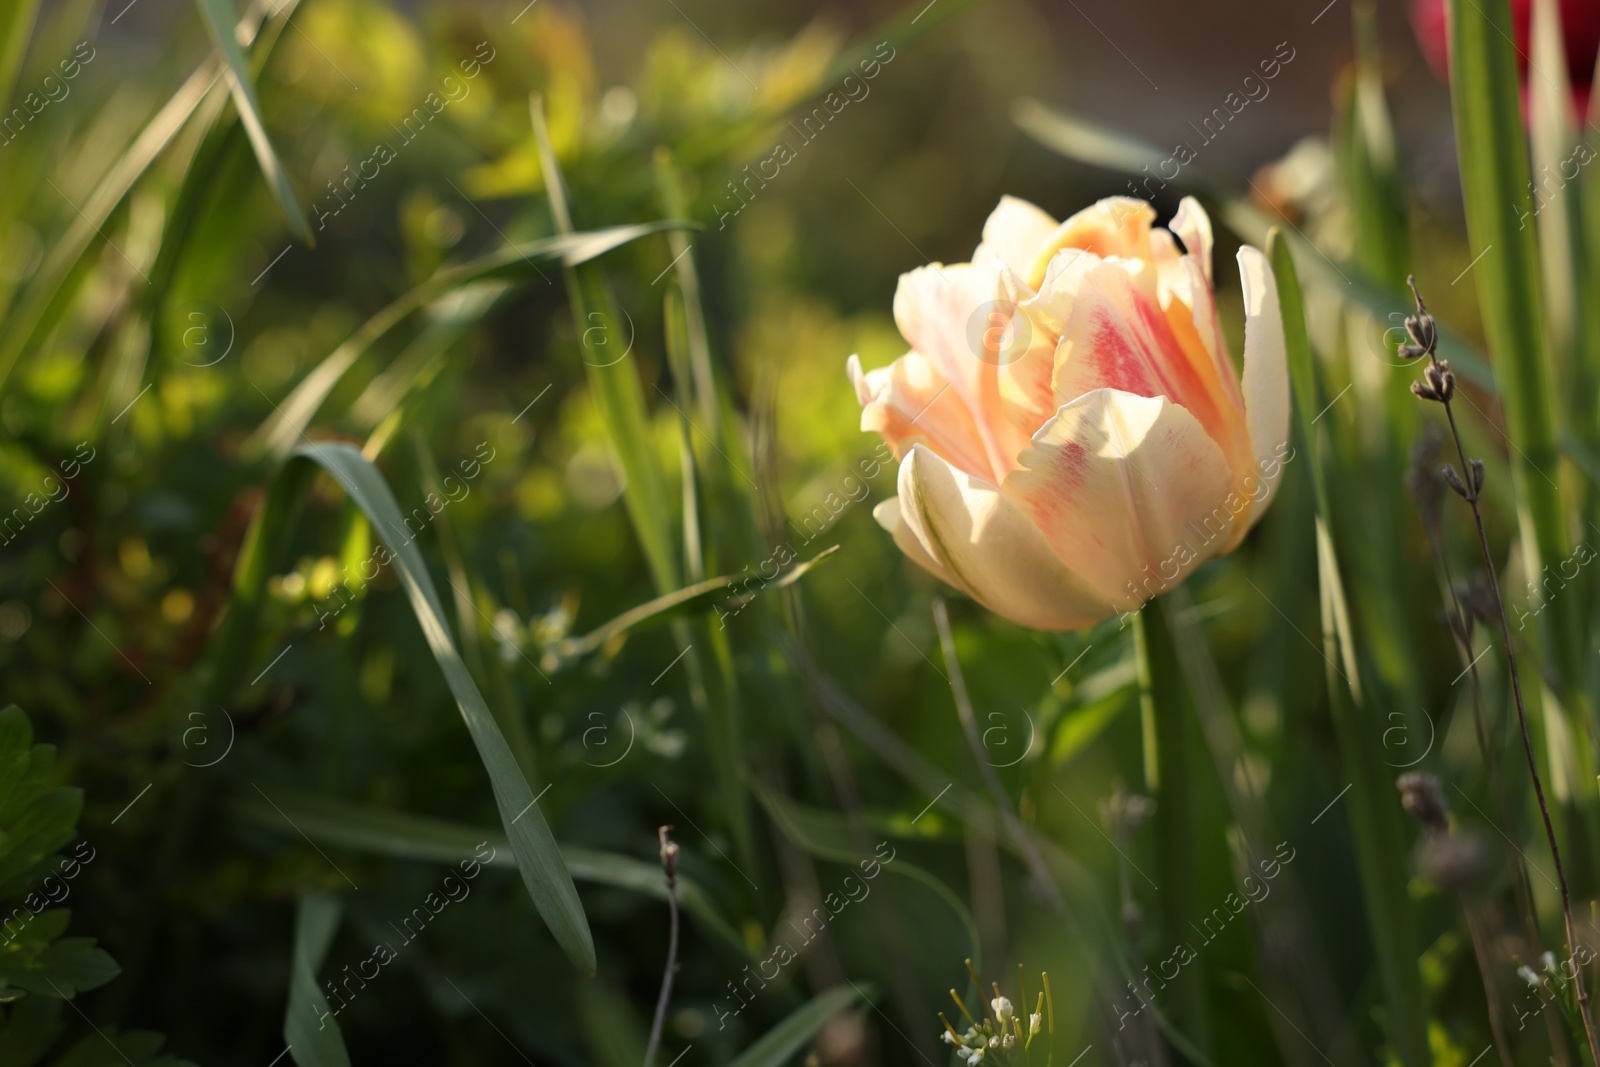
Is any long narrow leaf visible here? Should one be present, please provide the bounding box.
[283,894,352,1067]
[0,62,220,394]
[230,787,749,961]
[244,222,688,459]
[290,442,595,974]
[726,987,864,1067]
[1269,230,1428,1067]
[0,0,39,112]
[549,545,838,662]
[193,0,311,242]
[1447,0,1585,701]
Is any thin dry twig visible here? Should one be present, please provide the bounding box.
[1403,275,1600,1066]
[644,825,680,1067]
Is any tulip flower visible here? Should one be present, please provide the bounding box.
[848,196,1290,630]
[1409,0,1600,116]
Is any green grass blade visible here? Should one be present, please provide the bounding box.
[0,61,219,395]
[0,0,39,112]
[243,222,689,459]
[1134,602,1210,1053]
[230,787,749,962]
[291,442,595,974]
[532,98,679,591]
[1530,0,1600,479]
[283,893,351,1067]
[1447,0,1584,696]
[549,545,838,662]
[726,987,865,1067]
[1269,230,1428,1067]
[747,776,981,968]
[193,0,311,243]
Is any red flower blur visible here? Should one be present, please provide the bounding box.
[1410,0,1600,116]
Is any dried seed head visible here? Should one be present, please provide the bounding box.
[1404,312,1438,354]
[1397,771,1449,835]
[1469,458,1485,494]
[1441,464,1471,499]
[1423,360,1455,403]
[1411,381,1440,403]
[658,825,679,878]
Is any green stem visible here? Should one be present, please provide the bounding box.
[1134,599,1211,1058]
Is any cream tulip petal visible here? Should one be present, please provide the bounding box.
[974,195,1060,277]
[1003,389,1237,612]
[897,445,1117,631]
[873,496,958,587]
[848,353,991,478]
[1051,260,1250,477]
[1170,196,1215,283]
[1232,246,1292,543]
[1025,198,1156,290]
[893,262,1020,479]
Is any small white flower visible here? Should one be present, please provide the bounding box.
[941,1031,957,1046]
[1544,951,1559,973]
[991,996,1014,1023]
[969,1050,985,1064]
[988,1035,1000,1048]
[1519,965,1543,989]
[1002,1033,1016,1049]
[1029,1012,1043,1036]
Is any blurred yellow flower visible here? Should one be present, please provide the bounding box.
[850,196,1290,630]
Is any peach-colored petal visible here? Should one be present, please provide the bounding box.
[1024,198,1156,289]
[974,195,1060,278]
[893,263,1020,480]
[1232,246,1291,543]
[1170,196,1215,284]
[1002,389,1236,611]
[897,445,1116,630]
[873,496,958,587]
[1050,260,1250,479]
[848,353,991,479]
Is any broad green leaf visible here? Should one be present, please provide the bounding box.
[229,787,749,960]
[0,906,118,999]
[0,706,81,898]
[192,0,310,243]
[282,893,351,1067]
[0,994,63,1067]
[288,442,595,974]
[548,545,839,662]
[726,987,864,1067]
[51,1028,195,1067]
[243,222,690,460]
[1269,230,1428,1067]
